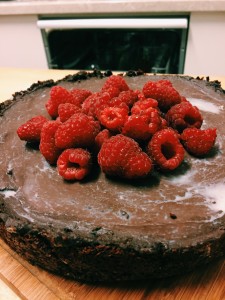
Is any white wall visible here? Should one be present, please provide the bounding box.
[184,12,225,76]
[0,15,48,69]
[1,13,225,75]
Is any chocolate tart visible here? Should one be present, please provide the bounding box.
[0,70,224,282]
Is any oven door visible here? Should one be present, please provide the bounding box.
[37,17,188,74]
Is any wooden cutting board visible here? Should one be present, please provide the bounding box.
[0,68,225,300]
[0,238,224,300]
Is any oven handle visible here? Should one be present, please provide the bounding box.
[37,18,188,30]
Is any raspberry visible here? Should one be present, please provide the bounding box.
[131,98,158,115]
[17,115,48,142]
[102,75,129,92]
[81,93,100,116]
[180,128,217,157]
[57,148,91,181]
[157,79,173,87]
[98,134,153,179]
[98,106,128,132]
[94,94,129,121]
[101,85,120,98]
[135,90,146,101]
[117,90,138,107]
[95,129,113,151]
[70,89,92,107]
[82,92,111,118]
[125,152,153,179]
[40,120,62,165]
[17,74,219,182]
[160,117,168,130]
[45,86,74,118]
[122,108,162,141]
[166,101,203,133]
[181,96,189,103]
[103,97,129,112]
[147,128,185,171]
[55,113,100,149]
[58,103,82,122]
[142,80,181,112]
[92,92,113,118]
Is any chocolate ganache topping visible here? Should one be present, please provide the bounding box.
[0,71,224,282]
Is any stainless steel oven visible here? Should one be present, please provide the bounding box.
[37,17,189,74]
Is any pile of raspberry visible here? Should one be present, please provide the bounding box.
[17,75,217,181]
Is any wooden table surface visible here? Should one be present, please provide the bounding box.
[0,68,224,300]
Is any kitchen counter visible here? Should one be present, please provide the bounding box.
[0,68,75,102]
[0,68,225,103]
[0,0,225,15]
[0,68,225,299]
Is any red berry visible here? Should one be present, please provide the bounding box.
[58,103,82,122]
[135,90,146,101]
[98,134,153,179]
[117,90,138,107]
[103,97,129,112]
[81,92,99,116]
[157,79,173,87]
[180,96,189,103]
[142,80,181,112]
[147,128,185,171]
[17,115,48,142]
[160,117,168,130]
[57,148,92,180]
[94,95,129,121]
[40,120,62,165]
[70,88,92,107]
[125,152,153,179]
[17,73,219,182]
[131,98,158,115]
[101,85,120,98]
[93,92,112,118]
[95,129,113,151]
[166,101,203,133]
[82,92,110,117]
[122,108,162,141]
[45,86,74,118]
[180,128,217,157]
[55,113,100,149]
[98,106,128,132]
[102,75,129,92]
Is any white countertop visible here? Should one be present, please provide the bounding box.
[0,68,224,103]
[1,0,225,16]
